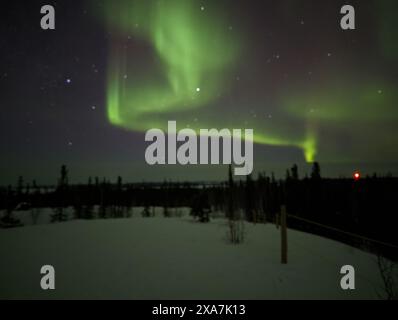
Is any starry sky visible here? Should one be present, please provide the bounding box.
[1,0,398,184]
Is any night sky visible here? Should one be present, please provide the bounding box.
[1,0,398,184]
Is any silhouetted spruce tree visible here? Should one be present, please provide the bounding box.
[226,166,245,243]
[25,183,30,196]
[142,205,151,217]
[285,170,291,181]
[226,164,235,220]
[2,185,15,223]
[111,176,124,218]
[291,164,299,180]
[162,180,172,218]
[98,179,108,219]
[73,189,83,220]
[309,162,322,218]
[199,192,211,222]
[245,174,255,222]
[288,164,300,214]
[311,162,321,180]
[75,177,93,219]
[190,194,200,220]
[16,176,24,201]
[268,172,278,216]
[59,165,68,186]
[190,191,211,223]
[163,204,171,217]
[257,172,269,222]
[32,180,38,191]
[17,176,23,191]
[51,165,69,222]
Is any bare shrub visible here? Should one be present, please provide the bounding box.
[30,208,41,225]
[227,210,245,244]
[377,255,398,300]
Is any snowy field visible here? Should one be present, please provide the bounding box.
[0,208,386,300]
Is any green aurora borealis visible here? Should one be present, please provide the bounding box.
[98,0,398,164]
[3,0,398,185]
[99,0,318,162]
[105,0,239,123]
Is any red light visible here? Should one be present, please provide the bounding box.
[354,172,361,181]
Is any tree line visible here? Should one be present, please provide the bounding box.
[1,163,397,258]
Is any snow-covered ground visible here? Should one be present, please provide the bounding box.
[0,209,386,299]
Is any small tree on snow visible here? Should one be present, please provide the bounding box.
[226,165,245,244]
[51,165,69,223]
[190,192,211,223]
[377,254,398,300]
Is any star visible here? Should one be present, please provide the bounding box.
[92,64,99,73]
[66,78,72,84]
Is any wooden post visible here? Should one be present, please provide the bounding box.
[275,213,280,229]
[281,205,288,264]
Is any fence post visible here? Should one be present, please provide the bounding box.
[275,212,280,229]
[281,205,288,264]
